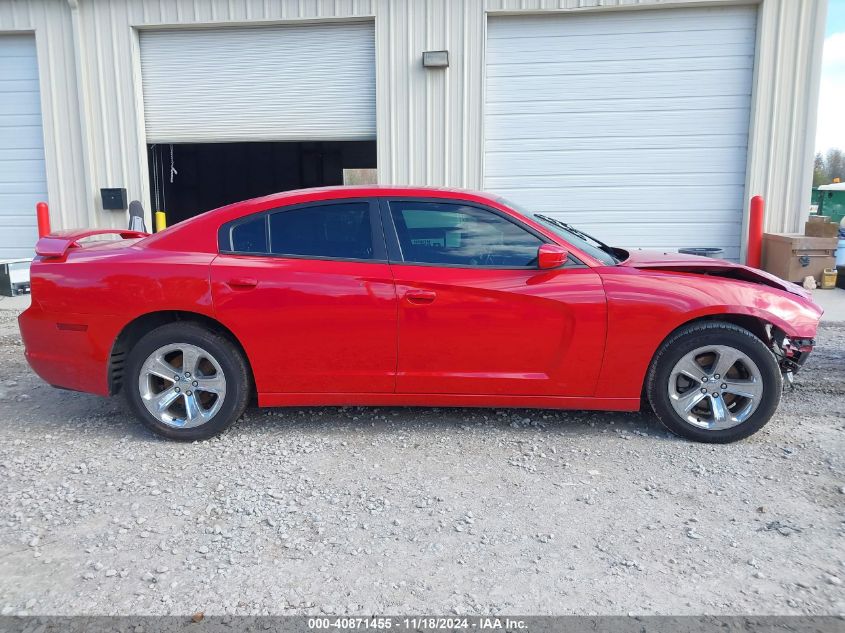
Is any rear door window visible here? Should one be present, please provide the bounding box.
[269,202,373,260]
[219,201,378,260]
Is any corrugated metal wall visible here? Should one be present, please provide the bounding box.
[0,0,827,259]
[374,0,485,187]
[0,0,88,232]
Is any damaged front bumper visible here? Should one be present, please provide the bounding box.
[775,336,815,385]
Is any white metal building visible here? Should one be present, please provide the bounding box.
[0,0,828,262]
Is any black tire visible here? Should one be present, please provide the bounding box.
[646,322,782,443]
[125,322,251,441]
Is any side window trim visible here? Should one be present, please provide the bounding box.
[218,198,388,263]
[378,197,404,262]
[382,197,584,269]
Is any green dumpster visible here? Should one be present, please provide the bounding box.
[814,186,845,226]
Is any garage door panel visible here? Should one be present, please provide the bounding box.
[486,95,751,116]
[575,222,742,248]
[484,6,755,260]
[0,35,44,260]
[140,22,376,143]
[487,147,748,177]
[0,192,48,209]
[488,29,755,57]
[0,159,46,183]
[0,91,42,116]
[0,209,44,224]
[0,79,40,94]
[488,6,757,39]
[0,147,44,161]
[486,109,751,139]
[488,55,753,79]
[535,208,745,224]
[0,58,38,80]
[486,146,748,170]
[488,174,745,192]
[1,225,43,244]
[487,69,752,103]
[492,185,745,212]
[486,132,748,153]
[0,123,44,149]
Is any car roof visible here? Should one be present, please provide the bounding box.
[139,185,604,266]
[226,184,501,205]
[141,185,510,254]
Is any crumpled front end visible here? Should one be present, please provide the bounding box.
[770,329,816,381]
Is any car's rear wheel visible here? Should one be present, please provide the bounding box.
[125,323,250,440]
[646,322,782,443]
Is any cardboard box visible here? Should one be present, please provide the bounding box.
[804,215,840,238]
[761,233,836,283]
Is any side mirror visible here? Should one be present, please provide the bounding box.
[537,244,568,269]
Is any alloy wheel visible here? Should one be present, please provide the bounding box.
[667,344,764,430]
[138,343,227,428]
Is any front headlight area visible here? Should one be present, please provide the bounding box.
[770,325,815,381]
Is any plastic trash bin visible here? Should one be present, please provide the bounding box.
[678,247,724,258]
[836,236,845,267]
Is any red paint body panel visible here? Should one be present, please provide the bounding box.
[21,242,217,395]
[18,186,823,413]
[258,392,639,411]
[19,302,120,395]
[594,265,822,399]
[210,255,398,394]
[391,265,606,395]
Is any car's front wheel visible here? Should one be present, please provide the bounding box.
[125,323,251,440]
[646,322,782,443]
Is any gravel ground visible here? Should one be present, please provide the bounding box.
[0,306,842,616]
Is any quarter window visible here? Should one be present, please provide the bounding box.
[229,216,267,254]
[389,201,543,267]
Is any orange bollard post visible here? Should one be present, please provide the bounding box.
[36,201,51,237]
[747,195,764,269]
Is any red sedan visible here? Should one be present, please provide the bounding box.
[19,186,821,443]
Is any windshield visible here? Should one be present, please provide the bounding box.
[493,196,622,265]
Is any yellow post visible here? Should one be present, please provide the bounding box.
[154,211,167,232]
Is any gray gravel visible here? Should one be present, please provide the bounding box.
[0,308,842,616]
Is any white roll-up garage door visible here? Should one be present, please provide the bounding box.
[484,6,757,260]
[0,34,46,260]
[140,21,376,144]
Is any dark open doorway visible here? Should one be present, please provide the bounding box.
[147,141,377,226]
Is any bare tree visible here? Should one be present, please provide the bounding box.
[814,148,845,186]
[813,152,827,187]
[825,148,845,182]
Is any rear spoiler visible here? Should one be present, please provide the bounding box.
[35,229,149,259]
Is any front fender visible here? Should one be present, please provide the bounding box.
[593,268,822,399]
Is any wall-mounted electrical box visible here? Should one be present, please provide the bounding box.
[101,188,128,210]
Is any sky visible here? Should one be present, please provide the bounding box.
[817,0,845,153]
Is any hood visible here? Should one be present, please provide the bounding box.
[619,249,813,301]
